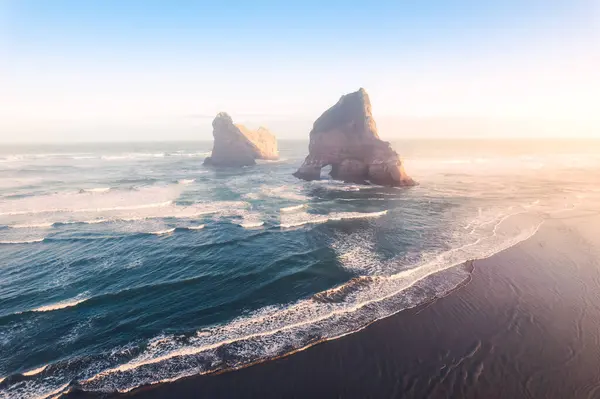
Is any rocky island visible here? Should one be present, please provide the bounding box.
[293,88,414,186]
[204,112,279,167]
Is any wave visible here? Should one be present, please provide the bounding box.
[0,209,546,398]
[238,221,265,229]
[310,181,363,192]
[22,365,48,377]
[98,152,211,161]
[177,179,195,185]
[31,297,88,312]
[0,153,85,163]
[57,219,109,226]
[0,238,44,245]
[0,184,249,232]
[0,200,173,217]
[185,225,205,230]
[0,201,251,240]
[280,210,387,228]
[149,228,176,235]
[9,222,53,229]
[74,212,542,394]
[233,211,265,229]
[0,186,180,216]
[280,204,306,213]
[81,187,111,193]
[101,153,166,161]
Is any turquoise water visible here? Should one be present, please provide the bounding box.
[1,140,599,398]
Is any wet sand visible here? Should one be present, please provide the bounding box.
[71,212,600,399]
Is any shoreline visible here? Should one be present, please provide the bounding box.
[64,260,476,399]
[67,212,600,398]
[116,261,477,398]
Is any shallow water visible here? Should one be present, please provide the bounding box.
[1,139,599,398]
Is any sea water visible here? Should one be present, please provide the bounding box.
[1,139,599,398]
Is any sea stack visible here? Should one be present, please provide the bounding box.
[293,88,414,186]
[204,112,279,167]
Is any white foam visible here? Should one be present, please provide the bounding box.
[79,219,110,225]
[82,187,111,193]
[239,221,264,229]
[280,204,306,213]
[311,181,363,192]
[80,211,542,394]
[280,210,387,228]
[232,211,265,229]
[31,297,88,312]
[0,189,251,231]
[186,225,205,230]
[2,206,549,396]
[9,222,54,229]
[0,238,44,245]
[0,186,180,216]
[177,179,195,185]
[0,200,175,217]
[149,228,175,235]
[22,365,48,376]
[101,153,166,161]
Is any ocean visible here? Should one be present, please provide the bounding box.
[1,139,599,398]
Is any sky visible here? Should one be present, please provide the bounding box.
[0,0,599,142]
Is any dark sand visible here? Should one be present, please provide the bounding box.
[71,213,600,399]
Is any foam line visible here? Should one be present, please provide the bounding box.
[0,238,44,244]
[280,204,306,213]
[31,297,88,312]
[22,365,48,376]
[149,228,176,235]
[280,210,387,228]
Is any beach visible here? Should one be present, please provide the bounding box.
[99,211,600,399]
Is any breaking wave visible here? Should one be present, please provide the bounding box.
[0,185,178,216]
[280,204,306,213]
[0,182,251,229]
[239,221,265,229]
[0,238,45,245]
[185,225,205,230]
[81,187,111,193]
[22,365,48,377]
[149,228,176,236]
[8,222,54,229]
[31,297,89,313]
[279,210,388,228]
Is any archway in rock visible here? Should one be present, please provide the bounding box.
[320,164,332,180]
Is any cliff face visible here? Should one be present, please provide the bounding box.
[204,113,279,167]
[293,88,414,186]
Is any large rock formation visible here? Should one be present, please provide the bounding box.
[293,88,414,186]
[204,113,279,167]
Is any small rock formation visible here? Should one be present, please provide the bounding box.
[204,113,279,167]
[293,88,415,186]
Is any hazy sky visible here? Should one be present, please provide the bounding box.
[1,0,599,142]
